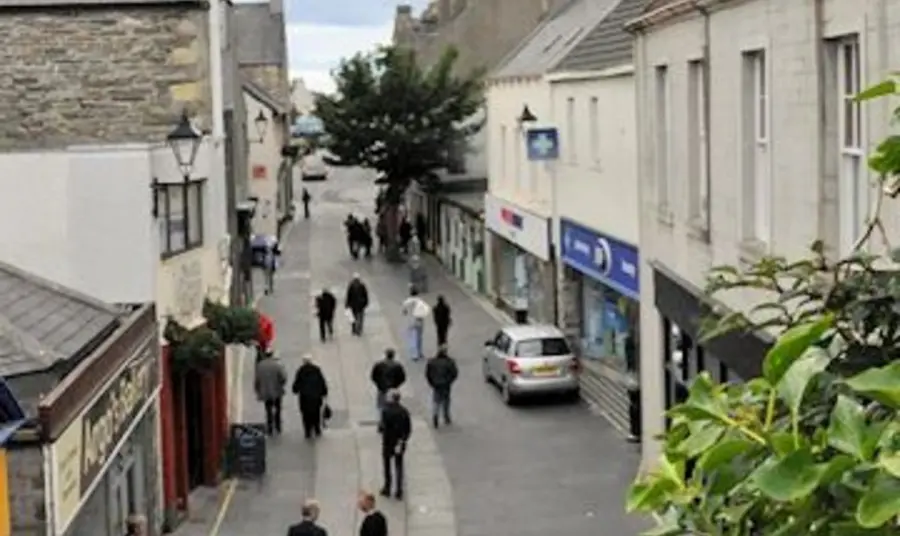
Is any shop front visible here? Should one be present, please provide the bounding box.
[559,218,641,439]
[485,194,554,324]
[39,305,162,536]
[438,192,486,294]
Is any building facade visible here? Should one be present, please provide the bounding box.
[438,188,488,294]
[629,0,900,465]
[546,0,648,437]
[244,81,290,237]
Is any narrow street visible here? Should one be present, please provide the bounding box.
[199,167,649,536]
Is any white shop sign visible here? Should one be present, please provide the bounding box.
[484,194,550,261]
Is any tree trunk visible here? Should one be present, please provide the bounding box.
[380,202,404,263]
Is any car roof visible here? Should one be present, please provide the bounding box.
[502,324,565,341]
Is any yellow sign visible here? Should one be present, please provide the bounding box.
[0,449,9,536]
[51,415,84,534]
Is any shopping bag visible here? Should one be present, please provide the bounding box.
[344,308,355,325]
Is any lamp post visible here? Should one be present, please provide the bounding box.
[252,110,268,143]
[516,105,537,128]
[166,110,203,180]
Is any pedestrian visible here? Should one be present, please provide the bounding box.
[255,309,276,364]
[379,389,411,500]
[376,218,387,253]
[125,515,147,536]
[432,295,451,347]
[262,234,281,295]
[292,354,329,439]
[402,287,430,361]
[357,491,387,536]
[399,217,412,254]
[370,348,406,411]
[315,287,337,342]
[302,188,312,220]
[361,218,373,259]
[416,213,427,251]
[345,213,359,258]
[345,273,369,336]
[255,350,287,436]
[287,499,328,536]
[425,347,458,429]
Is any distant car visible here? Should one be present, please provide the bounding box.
[300,150,329,181]
[482,324,580,405]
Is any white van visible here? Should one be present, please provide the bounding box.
[301,149,329,181]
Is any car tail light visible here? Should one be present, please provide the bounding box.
[568,359,580,373]
[506,359,522,375]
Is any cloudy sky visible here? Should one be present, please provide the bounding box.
[283,0,431,94]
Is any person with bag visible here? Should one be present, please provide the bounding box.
[370,348,406,411]
[379,390,412,500]
[432,295,451,347]
[345,273,369,336]
[425,347,459,429]
[402,287,430,361]
[292,354,329,439]
[255,351,287,436]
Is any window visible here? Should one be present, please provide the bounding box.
[566,97,576,163]
[687,59,709,229]
[836,36,865,255]
[741,50,770,244]
[589,96,600,165]
[654,65,670,210]
[515,337,571,357]
[158,180,205,257]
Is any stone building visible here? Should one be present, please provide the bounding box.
[234,0,290,107]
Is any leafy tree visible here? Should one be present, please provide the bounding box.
[314,45,484,260]
[627,80,900,534]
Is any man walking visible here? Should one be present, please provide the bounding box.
[357,491,387,536]
[292,355,329,439]
[432,295,451,347]
[345,273,369,336]
[379,389,411,500]
[302,188,312,220]
[425,347,459,428]
[370,349,406,411]
[345,213,359,258]
[402,287,429,361]
[255,351,287,436]
[315,287,337,342]
[287,500,328,536]
[262,234,281,295]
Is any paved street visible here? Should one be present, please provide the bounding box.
[181,167,649,536]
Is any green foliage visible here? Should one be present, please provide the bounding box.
[314,45,484,203]
[163,319,224,371]
[627,81,900,534]
[202,299,259,345]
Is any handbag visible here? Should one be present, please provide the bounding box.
[322,404,333,420]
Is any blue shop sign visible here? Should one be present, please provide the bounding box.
[560,218,640,300]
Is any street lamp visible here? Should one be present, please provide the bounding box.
[516,105,537,127]
[253,110,269,143]
[166,110,203,179]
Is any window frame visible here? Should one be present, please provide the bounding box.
[566,96,577,163]
[835,35,866,255]
[687,59,709,229]
[654,64,670,212]
[157,178,206,259]
[589,96,600,165]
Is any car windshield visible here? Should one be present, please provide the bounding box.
[515,337,570,358]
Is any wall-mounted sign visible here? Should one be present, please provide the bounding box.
[173,259,203,319]
[50,341,159,535]
[560,218,640,300]
[484,194,550,261]
[252,164,267,180]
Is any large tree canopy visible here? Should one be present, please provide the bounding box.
[314,45,484,202]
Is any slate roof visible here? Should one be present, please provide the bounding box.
[0,0,203,7]
[491,0,620,80]
[243,78,286,114]
[235,2,286,66]
[553,0,651,72]
[0,261,119,378]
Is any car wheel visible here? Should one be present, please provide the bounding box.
[482,359,492,384]
[566,389,581,404]
[501,380,516,406]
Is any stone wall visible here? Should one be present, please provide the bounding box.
[7,444,46,535]
[240,65,290,110]
[0,6,212,150]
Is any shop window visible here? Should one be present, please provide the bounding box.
[157,180,205,258]
[580,279,639,372]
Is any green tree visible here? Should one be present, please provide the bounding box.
[314,45,484,260]
[627,80,900,534]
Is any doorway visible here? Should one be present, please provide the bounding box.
[109,443,145,536]
[183,369,206,489]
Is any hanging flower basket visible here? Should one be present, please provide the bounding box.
[202,299,260,345]
[164,318,224,371]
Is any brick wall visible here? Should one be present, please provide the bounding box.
[7,444,45,535]
[0,6,212,150]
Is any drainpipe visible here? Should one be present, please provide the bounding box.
[208,0,225,141]
[811,0,827,242]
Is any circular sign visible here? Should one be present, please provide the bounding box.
[594,237,612,276]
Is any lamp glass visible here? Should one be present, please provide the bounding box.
[254,110,268,142]
[166,112,203,177]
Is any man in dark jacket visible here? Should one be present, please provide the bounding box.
[379,389,411,500]
[345,214,359,258]
[255,352,287,436]
[357,491,387,536]
[315,287,337,342]
[425,347,459,428]
[287,500,327,536]
[292,355,329,439]
[432,295,451,347]
[370,349,406,411]
[302,188,312,220]
[345,273,369,336]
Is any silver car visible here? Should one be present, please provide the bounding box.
[482,324,580,405]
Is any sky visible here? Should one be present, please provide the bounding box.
[282,0,432,94]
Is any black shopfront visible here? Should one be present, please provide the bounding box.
[653,264,773,415]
